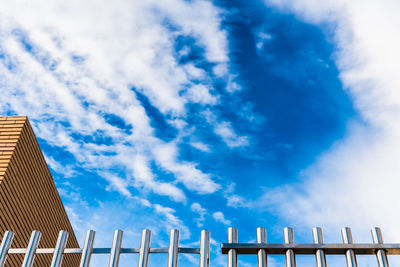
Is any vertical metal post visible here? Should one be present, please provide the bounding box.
[284,227,296,267]
[257,227,267,267]
[79,230,96,267]
[312,227,327,267]
[21,231,41,267]
[50,231,69,267]
[199,230,210,267]
[0,231,14,267]
[138,229,151,267]
[108,230,123,267]
[341,227,357,267]
[228,227,238,267]
[371,227,389,267]
[168,229,179,267]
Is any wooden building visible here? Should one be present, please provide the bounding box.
[0,116,80,266]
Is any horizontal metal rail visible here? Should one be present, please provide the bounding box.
[0,229,210,267]
[7,247,201,254]
[221,243,400,255]
[222,227,394,267]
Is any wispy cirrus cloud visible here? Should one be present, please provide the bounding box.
[0,0,235,202]
[190,202,207,227]
[0,0,255,247]
[212,211,231,226]
[202,109,249,148]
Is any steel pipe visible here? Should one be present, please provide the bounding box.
[342,227,357,267]
[257,227,267,267]
[50,231,69,267]
[168,229,179,267]
[0,231,14,267]
[372,227,389,267]
[79,230,96,267]
[22,231,41,267]
[228,227,238,267]
[200,230,210,267]
[108,230,123,267]
[312,227,327,267]
[284,228,296,267]
[138,229,151,267]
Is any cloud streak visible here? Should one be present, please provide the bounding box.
[212,211,231,226]
[0,0,234,204]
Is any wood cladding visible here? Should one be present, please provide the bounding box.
[0,116,80,266]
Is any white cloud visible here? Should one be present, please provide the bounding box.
[255,30,273,52]
[183,63,206,79]
[131,154,187,202]
[154,0,228,67]
[226,75,242,93]
[203,110,249,148]
[154,204,190,239]
[190,141,211,152]
[153,142,220,194]
[190,202,207,227]
[44,154,76,178]
[261,0,400,254]
[223,183,247,208]
[184,84,218,105]
[226,195,246,208]
[212,211,231,226]
[104,174,132,198]
[0,0,231,204]
[214,122,249,148]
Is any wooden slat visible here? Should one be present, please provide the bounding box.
[5,116,27,121]
[0,124,25,128]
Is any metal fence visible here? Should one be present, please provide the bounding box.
[0,226,398,267]
[0,229,210,267]
[221,227,394,267]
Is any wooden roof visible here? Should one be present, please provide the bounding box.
[0,116,80,266]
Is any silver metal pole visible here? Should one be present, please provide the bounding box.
[312,227,327,267]
[50,231,69,267]
[21,231,41,267]
[228,227,238,267]
[138,229,151,267]
[108,230,123,267]
[257,227,267,267]
[284,227,296,267]
[341,227,357,267]
[79,230,96,267]
[0,231,14,267]
[371,227,389,267]
[168,229,179,267]
[199,230,210,267]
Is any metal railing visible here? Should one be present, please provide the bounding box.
[0,229,210,267]
[221,227,393,267]
[0,226,397,267]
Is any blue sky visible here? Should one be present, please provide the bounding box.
[1,0,400,266]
